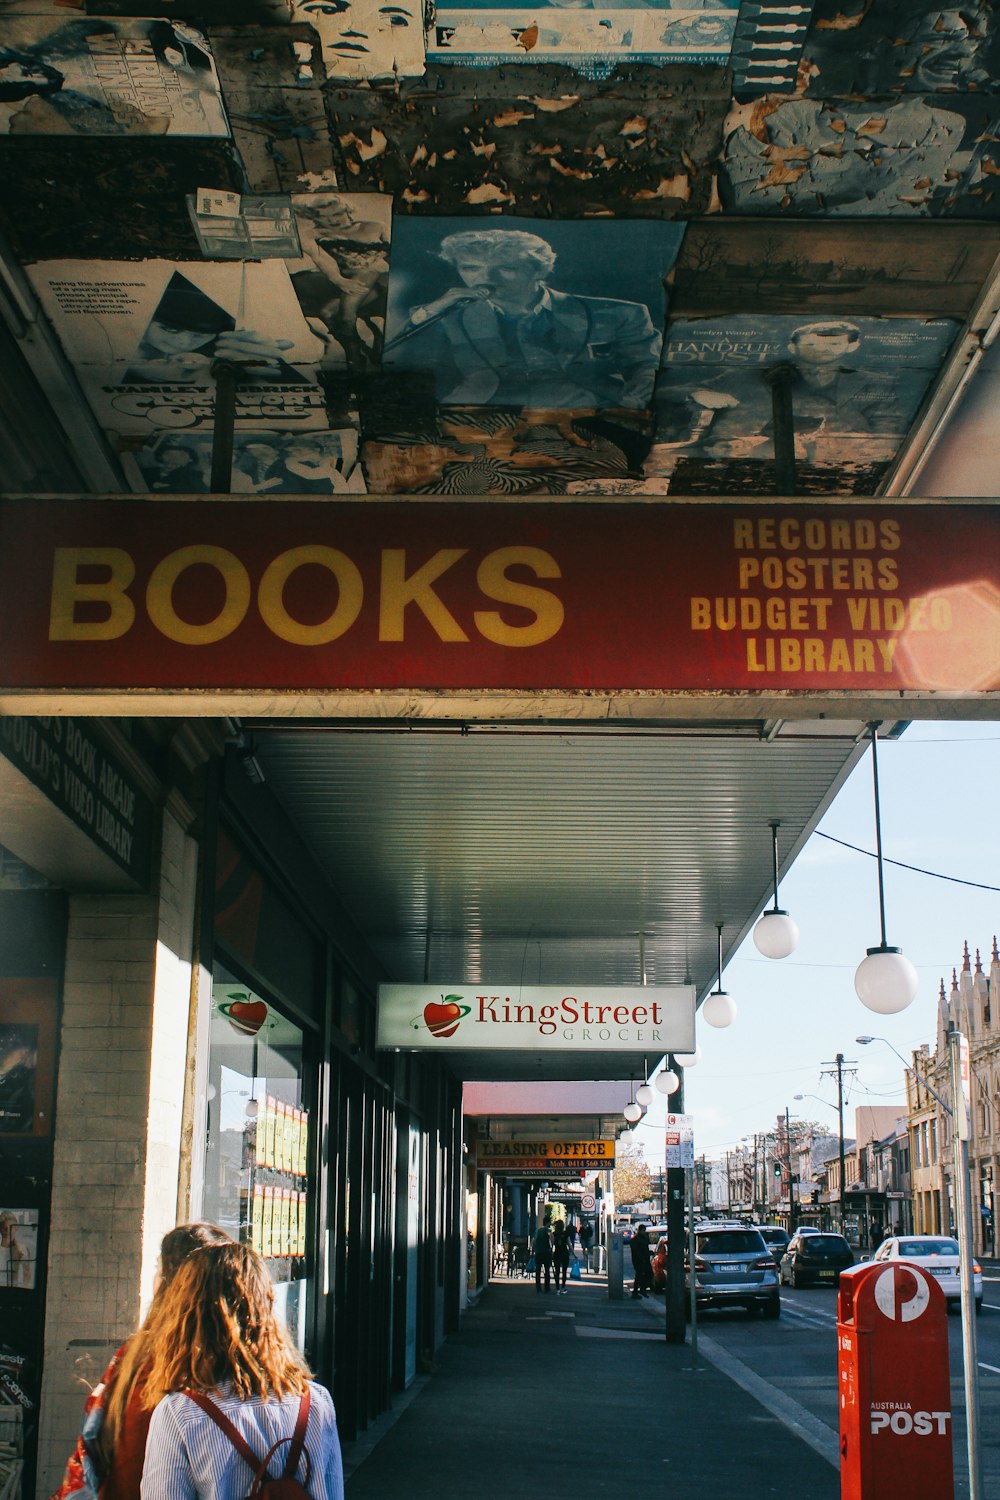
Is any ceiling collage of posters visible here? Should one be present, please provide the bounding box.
[1,0,999,496]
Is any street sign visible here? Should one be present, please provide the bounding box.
[665,1113,694,1169]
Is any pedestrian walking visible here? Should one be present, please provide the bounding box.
[532,1218,553,1294]
[139,1240,345,1499]
[552,1220,570,1293]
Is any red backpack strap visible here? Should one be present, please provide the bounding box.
[281,1388,311,1481]
[183,1391,263,1473]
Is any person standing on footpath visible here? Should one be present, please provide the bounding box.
[630,1223,654,1299]
[552,1219,570,1294]
[532,1217,553,1294]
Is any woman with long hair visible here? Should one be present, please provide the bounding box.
[139,1241,344,1499]
[52,1222,231,1500]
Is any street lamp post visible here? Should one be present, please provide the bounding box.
[858,1030,984,1500]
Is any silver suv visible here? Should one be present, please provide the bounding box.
[686,1225,780,1318]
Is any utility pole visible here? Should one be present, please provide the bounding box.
[820,1053,856,1236]
[784,1107,797,1232]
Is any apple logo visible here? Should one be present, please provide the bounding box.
[422,995,471,1038]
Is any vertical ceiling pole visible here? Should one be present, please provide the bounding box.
[762,363,799,497]
[209,358,238,493]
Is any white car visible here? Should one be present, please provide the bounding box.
[871,1235,983,1314]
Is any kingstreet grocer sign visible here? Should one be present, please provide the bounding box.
[376,984,696,1053]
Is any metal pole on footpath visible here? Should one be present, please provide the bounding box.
[948,1024,984,1500]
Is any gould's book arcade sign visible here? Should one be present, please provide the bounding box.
[0,498,997,704]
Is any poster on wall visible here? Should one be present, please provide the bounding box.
[720,93,1000,218]
[288,0,425,81]
[0,1027,36,1135]
[383,217,682,411]
[647,314,958,475]
[287,193,391,372]
[799,0,1000,98]
[26,260,331,437]
[427,0,738,70]
[124,427,367,493]
[0,16,229,136]
[0,1209,39,1291]
[362,407,642,494]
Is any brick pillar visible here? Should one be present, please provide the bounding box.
[35,810,199,1498]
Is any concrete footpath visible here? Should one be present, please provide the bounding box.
[342,1275,841,1500]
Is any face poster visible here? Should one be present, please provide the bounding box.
[648,313,958,472]
[0,1208,39,1291]
[428,0,737,70]
[0,16,229,136]
[290,0,425,81]
[383,216,683,411]
[799,1,1000,98]
[26,260,330,437]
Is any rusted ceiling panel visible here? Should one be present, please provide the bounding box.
[327,64,731,216]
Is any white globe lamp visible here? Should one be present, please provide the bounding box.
[654,1068,680,1095]
[702,990,736,1029]
[855,946,919,1015]
[752,823,799,959]
[675,1046,702,1068]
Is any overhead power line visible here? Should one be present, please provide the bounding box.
[815,831,1000,893]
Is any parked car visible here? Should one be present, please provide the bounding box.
[780,1231,853,1287]
[752,1225,791,1264]
[870,1235,983,1314]
[686,1224,780,1318]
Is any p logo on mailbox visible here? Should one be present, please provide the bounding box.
[873,1264,931,1324]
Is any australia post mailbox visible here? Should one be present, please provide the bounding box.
[837,1260,953,1500]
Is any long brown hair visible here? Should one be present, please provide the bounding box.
[142,1241,311,1403]
[99,1222,230,1465]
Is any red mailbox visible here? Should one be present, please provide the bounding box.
[838,1260,953,1500]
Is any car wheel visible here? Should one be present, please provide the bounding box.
[975,1298,982,1316]
[792,1267,802,1290]
[763,1296,780,1320]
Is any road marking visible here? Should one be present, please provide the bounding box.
[980,1362,1000,1375]
[779,1300,838,1331]
[697,1332,840,1470]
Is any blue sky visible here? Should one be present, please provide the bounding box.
[626,720,999,1164]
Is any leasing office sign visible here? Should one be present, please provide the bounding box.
[0,499,998,698]
[376,984,696,1053]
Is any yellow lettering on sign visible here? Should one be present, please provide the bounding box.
[474,547,564,647]
[379,548,469,642]
[146,546,250,645]
[258,546,363,644]
[49,547,136,641]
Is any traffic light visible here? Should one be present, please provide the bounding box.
[773,1163,781,1179]
[811,1189,820,1204]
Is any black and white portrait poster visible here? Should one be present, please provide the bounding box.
[649,313,958,471]
[383,217,683,410]
[0,16,229,136]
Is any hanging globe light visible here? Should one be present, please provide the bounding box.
[675,1046,702,1068]
[654,1068,680,1095]
[753,822,800,960]
[635,1082,655,1107]
[702,923,736,1029]
[854,725,918,1015]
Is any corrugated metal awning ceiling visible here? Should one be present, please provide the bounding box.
[247,716,891,1083]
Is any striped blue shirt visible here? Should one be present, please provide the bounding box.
[140,1382,344,1500]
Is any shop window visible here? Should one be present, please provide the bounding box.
[205,972,311,1350]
